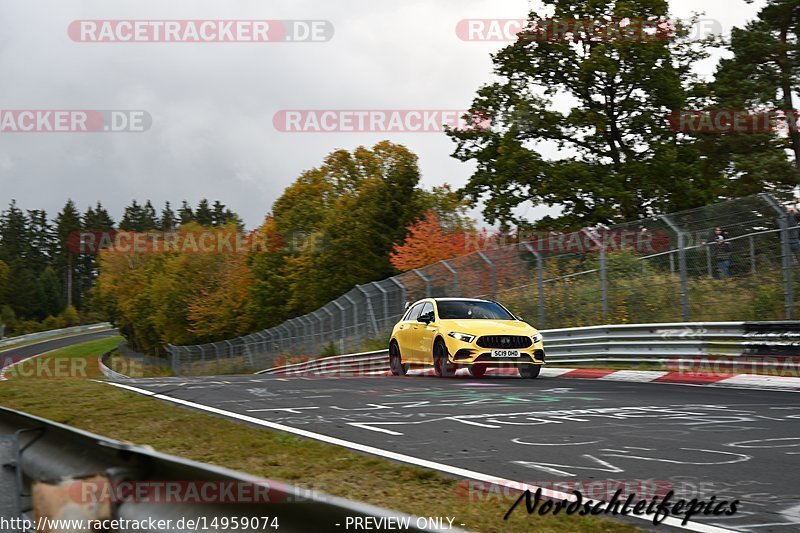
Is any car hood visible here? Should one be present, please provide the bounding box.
[440,320,536,336]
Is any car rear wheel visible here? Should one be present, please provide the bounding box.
[389,342,408,376]
[433,341,455,377]
[518,364,541,379]
[468,364,487,378]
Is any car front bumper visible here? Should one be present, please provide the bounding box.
[444,337,546,365]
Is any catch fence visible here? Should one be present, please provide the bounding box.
[167,194,799,375]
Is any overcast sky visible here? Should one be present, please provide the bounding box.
[0,0,767,228]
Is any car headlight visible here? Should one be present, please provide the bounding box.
[448,331,476,343]
[531,333,543,343]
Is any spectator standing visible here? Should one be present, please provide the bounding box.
[788,206,800,262]
[708,227,733,278]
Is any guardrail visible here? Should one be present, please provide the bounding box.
[0,322,112,350]
[0,407,462,533]
[98,348,130,380]
[259,321,800,376]
[99,342,172,379]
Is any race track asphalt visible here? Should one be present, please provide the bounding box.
[0,328,119,524]
[0,328,119,368]
[109,372,800,533]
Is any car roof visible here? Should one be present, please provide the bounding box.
[433,298,491,302]
[407,297,493,307]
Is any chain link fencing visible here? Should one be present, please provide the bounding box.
[166,193,799,375]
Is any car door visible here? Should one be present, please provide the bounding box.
[396,303,423,362]
[416,302,437,365]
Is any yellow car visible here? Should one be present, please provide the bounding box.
[388,298,545,378]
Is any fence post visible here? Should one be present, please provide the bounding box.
[413,269,432,298]
[225,340,238,369]
[166,344,179,376]
[298,316,309,354]
[332,300,346,353]
[268,328,277,358]
[661,215,689,322]
[749,235,757,274]
[279,324,291,354]
[581,229,607,322]
[288,319,299,354]
[255,331,268,368]
[322,306,335,352]
[342,293,357,350]
[762,194,795,319]
[371,282,389,332]
[476,251,496,299]
[389,277,406,313]
[281,320,294,354]
[309,312,320,354]
[304,315,314,353]
[522,243,546,326]
[440,260,459,296]
[357,286,378,338]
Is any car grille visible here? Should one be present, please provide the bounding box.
[475,353,533,363]
[476,335,532,349]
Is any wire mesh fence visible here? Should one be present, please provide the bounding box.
[166,193,799,375]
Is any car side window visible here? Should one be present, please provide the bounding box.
[406,303,423,322]
[418,302,434,323]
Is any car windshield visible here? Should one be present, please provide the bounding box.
[436,300,515,320]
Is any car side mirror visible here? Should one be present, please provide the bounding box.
[419,314,433,324]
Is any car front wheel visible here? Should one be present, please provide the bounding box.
[433,341,455,377]
[389,342,408,376]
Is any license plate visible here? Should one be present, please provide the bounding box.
[491,349,520,358]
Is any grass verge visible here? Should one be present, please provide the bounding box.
[0,337,643,533]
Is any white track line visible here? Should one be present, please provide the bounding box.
[106,381,737,533]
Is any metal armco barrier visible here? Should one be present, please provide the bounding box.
[98,348,130,380]
[259,321,800,376]
[98,342,172,380]
[0,408,461,533]
[0,323,111,350]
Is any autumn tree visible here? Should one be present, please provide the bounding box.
[391,212,468,271]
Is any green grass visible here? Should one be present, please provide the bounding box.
[0,338,643,533]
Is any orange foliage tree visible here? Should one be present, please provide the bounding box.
[390,212,468,272]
